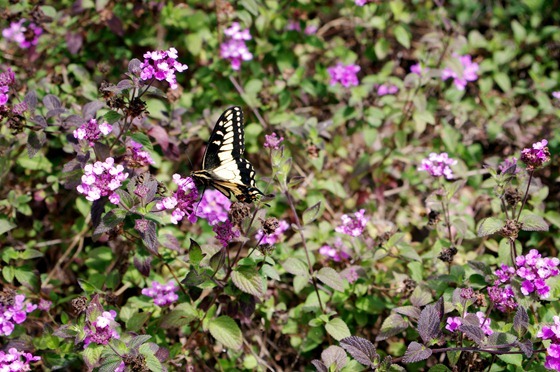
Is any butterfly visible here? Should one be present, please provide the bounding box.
[191,106,265,203]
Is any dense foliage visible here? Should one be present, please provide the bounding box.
[1,0,559,370]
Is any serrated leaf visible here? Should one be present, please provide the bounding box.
[128,335,152,349]
[261,263,280,280]
[418,304,441,344]
[283,257,309,277]
[139,219,158,254]
[317,267,345,292]
[321,345,347,370]
[393,306,421,319]
[231,266,265,298]
[409,285,433,307]
[160,303,198,329]
[402,342,432,363]
[27,131,47,158]
[126,311,152,332]
[459,324,484,345]
[0,218,16,235]
[340,336,377,367]
[93,209,127,236]
[516,339,533,357]
[83,344,103,369]
[477,217,504,237]
[302,202,321,225]
[43,94,61,110]
[208,316,243,350]
[519,212,549,231]
[311,360,327,372]
[325,318,351,341]
[189,239,204,266]
[513,306,528,336]
[376,314,409,341]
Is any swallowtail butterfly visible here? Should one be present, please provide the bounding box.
[191,106,265,203]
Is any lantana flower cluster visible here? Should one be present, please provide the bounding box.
[319,237,350,262]
[76,158,128,204]
[538,316,560,370]
[2,19,43,49]
[141,280,179,307]
[442,54,479,91]
[156,174,199,224]
[445,312,493,336]
[83,310,120,347]
[0,293,37,336]
[264,132,284,150]
[195,189,231,226]
[139,47,188,90]
[418,152,457,179]
[377,84,399,96]
[285,20,318,35]
[335,209,369,237]
[520,139,550,171]
[72,118,112,147]
[255,220,290,245]
[220,22,253,70]
[0,348,40,371]
[410,62,428,76]
[327,63,361,87]
[127,140,155,167]
[213,220,240,247]
[0,68,16,106]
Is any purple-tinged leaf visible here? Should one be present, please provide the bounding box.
[65,32,83,54]
[63,114,85,128]
[46,108,66,119]
[519,212,549,231]
[376,314,409,341]
[61,154,89,189]
[321,345,347,370]
[83,101,104,120]
[148,125,170,151]
[29,115,47,128]
[154,346,169,363]
[139,219,158,254]
[402,341,432,364]
[513,306,528,336]
[459,324,484,345]
[516,339,533,357]
[43,94,61,110]
[467,260,493,277]
[393,306,421,320]
[93,208,126,236]
[133,255,152,277]
[24,91,37,112]
[160,234,181,252]
[107,13,124,36]
[117,79,134,90]
[210,248,226,272]
[410,285,433,307]
[311,360,327,372]
[93,142,111,162]
[340,336,377,367]
[128,335,152,349]
[90,199,105,230]
[487,331,516,346]
[82,344,103,370]
[128,59,142,75]
[463,313,479,327]
[418,304,441,344]
[27,131,46,158]
[86,294,103,320]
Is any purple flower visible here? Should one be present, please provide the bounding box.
[445,317,462,332]
[328,63,360,87]
[377,84,399,96]
[286,20,301,32]
[213,219,240,247]
[73,118,112,146]
[441,54,479,91]
[552,91,560,100]
[38,299,52,311]
[221,23,253,70]
[418,152,457,179]
[487,285,517,312]
[76,157,128,204]
[305,24,318,35]
[255,220,289,245]
[319,237,350,262]
[538,316,560,370]
[0,68,16,106]
[0,293,36,336]
[335,209,369,237]
[515,249,559,299]
[494,264,515,284]
[156,174,199,224]
[195,189,231,226]
[139,47,188,90]
[0,348,40,371]
[264,132,284,150]
[127,140,155,167]
[520,139,550,170]
[498,157,518,174]
[83,310,120,348]
[142,280,179,307]
[2,19,43,49]
[410,63,428,76]
[355,0,373,5]
[476,311,493,336]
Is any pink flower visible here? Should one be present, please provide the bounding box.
[410,63,427,76]
[255,220,290,245]
[328,63,360,87]
[520,139,550,170]
[0,348,40,371]
[127,140,155,167]
[264,132,284,150]
[142,280,179,307]
[441,54,479,90]
[73,119,112,146]
[377,84,399,96]
[445,317,462,332]
[156,174,199,224]
[76,158,128,204]
[196,189,231,226]
[213,219,240,247]
[139,47,188,90]
[335,209,369,237]
[2,19,43,49]
[83,310,120,347]
[319,238,350,262]
[0,293,36,336]
[418,152,457,179]
[553,91,560,100]
[221,23,253,70]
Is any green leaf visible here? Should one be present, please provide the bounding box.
[477,217,504,237]
[375,314,408,341]
[282,257,309,278]
[208,316,243,350]
[316,267,346,292]
[189,239,204,266]
[20,249,44,260]
[494,72,512,92]
[14,266,39,289]
[102,110,123,124]
[393,25,411,49]
[2,266,15,282]
[126,311,152,332]
[231,266,265,298]
[302,202,321,225]
[83,344,103,370]
[497,353,523,366]
[519,212,549,231]
[160,303,198,329]
[325,318,351,341]
[0,217,16,235]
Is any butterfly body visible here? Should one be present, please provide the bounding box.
[191,106,264,203]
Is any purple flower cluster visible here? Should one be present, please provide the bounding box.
[0,348,40,371]
[355,0,374,5]
[213,220,240,247]
[319,237,350,262]
[0,68,16,106]
[127,140,155,167]
[516,249,559,298]
[141,280,179,307]
[38,298,52,311]
[195,189,231,226]
[73,118,112,146]
[220,22,253,71]
[442,54,479,91]
[264,132,284,150]
[498,157,518,174]
[445,312,493,336]
[377,84,399,96]
[255,220,290,245]
[410,63,428,76]
[285,20,318,35]
[520,139,550,171]
[139,47,188,90]
[335,209,369,237]
[487,285,517,312]
[552,91,560,100]
[156,174,199,224]
[538,316,560,370]
[83,310,120,348]
[418,152,457,179]
[76,158,128,204]
[328,63,361,87]
[2,19,43,49]
[0,293,37,336]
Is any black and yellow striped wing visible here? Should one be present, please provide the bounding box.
[191,106,264,203]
